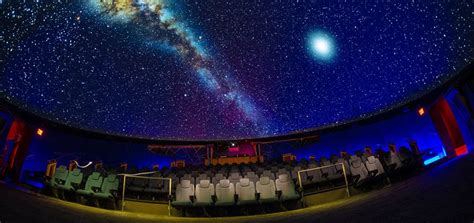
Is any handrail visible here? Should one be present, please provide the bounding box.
[120,172,172,216]
[297,162,350,200]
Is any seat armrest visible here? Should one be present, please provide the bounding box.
[234,194,239,202]
[322,173,329,178]
[189,195,195,203]
[92,186,101,193]
[276,190,282,198]
[256,192,260,200]
[110,189,118,198]
[168,194,174,201]
[211,195,217,202]
[71,183,80,190]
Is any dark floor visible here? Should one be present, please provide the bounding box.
[1,154,474,223]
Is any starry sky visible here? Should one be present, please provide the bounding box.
[0,0,473,141]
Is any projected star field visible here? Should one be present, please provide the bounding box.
[0,1,472,140]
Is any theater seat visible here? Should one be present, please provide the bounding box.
[256,177,278,203]
[350,159,369,185]
[236,178,257,205]
[212,173,225,186]
[128,177,148,193]
[215,179,235,206]
[244,172,259,184]
[320,159,343,180]
[57,168,83,191]
[77,172,103,196]
[228,172,242,185]
[306,163,325,184]
[388,151,403,170]
[275,174,300,201]
[261,170,275,180]
[365,156,385,177]
[144,173,163,194]
[194,180,214,206]
[172,180,194,207]
[92,174,119,199]
[48,165,69,187]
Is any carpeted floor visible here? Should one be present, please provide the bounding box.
[1,154,474,223]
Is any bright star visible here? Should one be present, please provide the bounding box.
[308,31,336,62]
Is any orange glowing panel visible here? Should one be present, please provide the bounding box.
[455,145,468,156]
[418,107,425,116]
[36,128,44,136]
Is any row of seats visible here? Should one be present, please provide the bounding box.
[45,166,119,207]
[125,148,415,200]
[172,174,300,208]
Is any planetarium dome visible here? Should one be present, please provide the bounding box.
[1,1,472,141]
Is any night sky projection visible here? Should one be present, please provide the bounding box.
[0,1,473,140]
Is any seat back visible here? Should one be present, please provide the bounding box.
[195,180,214,203]
[275,174,297,197]
[175,180,194,202]
[256,176,276,199]
[350,159,368,180]
[101,174,119,194]
[212,173,225,185]
[52,165,69,185]
[366,156,385,176]
[65,168,83,188]
[228,172,242,184]
[148,173,163,188]
[84,172,103,191]
[236,178,256,201]
[216,179,235,203]
[245,171,259,183]
[389,151,403,169]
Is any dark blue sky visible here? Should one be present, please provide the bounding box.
[1,0,472,140]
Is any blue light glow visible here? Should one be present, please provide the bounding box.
[308,31,336,62]
[424,155,443,166]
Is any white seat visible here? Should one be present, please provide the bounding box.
[236,178,257,204]
[306,163,324,183]
[256,176,278,203]
[275,174,300,201]
[366,156,385,176]
[215,179,235,206]
[172,180,194,207]
[350,159,369,183]
[194,180,214,206]
[388,151,403,169]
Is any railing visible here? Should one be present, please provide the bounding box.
[118,171,172,216]
[297,163,350,199]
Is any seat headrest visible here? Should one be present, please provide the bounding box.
[181,180,191,188]
[246,172,255,177]
[200,180,210,188]
[351,155,359,160]
[107,174,116,182]
[367,156,376,164]
[278,174,289,183]
[90,172,101,180]
[58,165,67,171]
[231,172,239,177]
[351,160,361,168]
[240,178,250,187]
[219,179,230,188]
[259,176,270,185]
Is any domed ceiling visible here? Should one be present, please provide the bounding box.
[0,1,472,140]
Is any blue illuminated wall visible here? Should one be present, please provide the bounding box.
[22,128,174,173]
[264,110,445,161]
